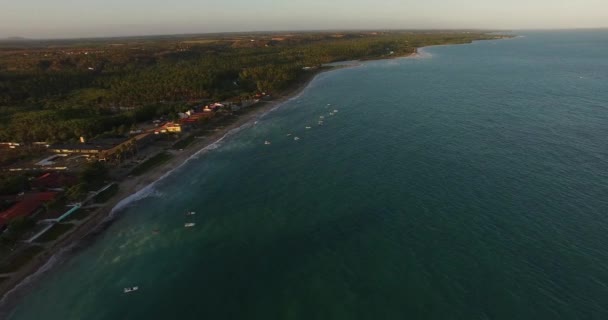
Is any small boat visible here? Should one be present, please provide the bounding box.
[294,137,300,141]
[333,109,339,113]
[186,211,196,216]
[319,116,325,119]
[184,223,196,228]
[305,126,311,129]
[264,141,271,145]
[124,286,139,293]
[329,112,334,116]
[286,133,292,136]
[318,121,324,125]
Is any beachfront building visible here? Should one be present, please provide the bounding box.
[49,133,152,162]
[0,142,21,149]
[165,123,183,133]
[0,192,58,231]
[49,143,110,156]
[154,122,183,134]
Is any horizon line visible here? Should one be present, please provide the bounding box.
[2,26,607,42]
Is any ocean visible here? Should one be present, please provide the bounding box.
[4,30,608,319]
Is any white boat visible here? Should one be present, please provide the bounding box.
[294,137,300,141]
[319,116,325,119]
[305,126,311,129]
[184,223,196,228]
[333,109,339,113]
[124,286,139,293]
[329,112,334,116]
[264,141,271,145]
[286,133,292,136]
[318,121,324,125]
[186,211,196,216]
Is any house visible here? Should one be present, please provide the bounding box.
[33,142,50,148]
[166,123,182,133]
[154,122,182,134]
[202,103,224,113]
[211,103,225,109]
[49,144,103,155]
[49,135,151,161]
[0,142,21,149]
[0,192,58,231]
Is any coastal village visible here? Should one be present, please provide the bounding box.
[0,94,268,287]
[0,31,506,306]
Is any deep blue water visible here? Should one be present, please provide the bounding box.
[3,30,608,319]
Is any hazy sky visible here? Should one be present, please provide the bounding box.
[1,0,607,39]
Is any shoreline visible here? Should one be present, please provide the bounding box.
[0,39,493,313]
[0,63,342,313]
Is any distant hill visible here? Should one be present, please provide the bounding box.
[1,37,29,41]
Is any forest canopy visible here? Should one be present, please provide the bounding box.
[0,31,502,143]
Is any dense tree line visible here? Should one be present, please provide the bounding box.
[0,32,501,143]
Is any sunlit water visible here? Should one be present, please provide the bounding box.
[4,30,608,319]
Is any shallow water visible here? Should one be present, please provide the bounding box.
[5,30,608,319]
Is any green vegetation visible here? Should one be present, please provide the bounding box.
[80,161,109,188]
[130,152,173,176]
[36,223,74,243]
[93,183,118,203]
[0,174,29,195]
[0,31,503,145]
[0,245,43,273]
[0,217,36,245]
[65,161,110,200]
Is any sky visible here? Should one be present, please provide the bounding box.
[1,0,607,39]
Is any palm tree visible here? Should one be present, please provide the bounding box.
[114,145,125,164]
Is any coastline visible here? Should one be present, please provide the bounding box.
[0,63,344,312]
[0,44,463,312]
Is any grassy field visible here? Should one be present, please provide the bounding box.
[36,223,74,243]
[130,152,173,176]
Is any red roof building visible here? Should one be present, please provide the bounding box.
[0,192,57,229]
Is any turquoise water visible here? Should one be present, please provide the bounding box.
[4,31,608,319]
